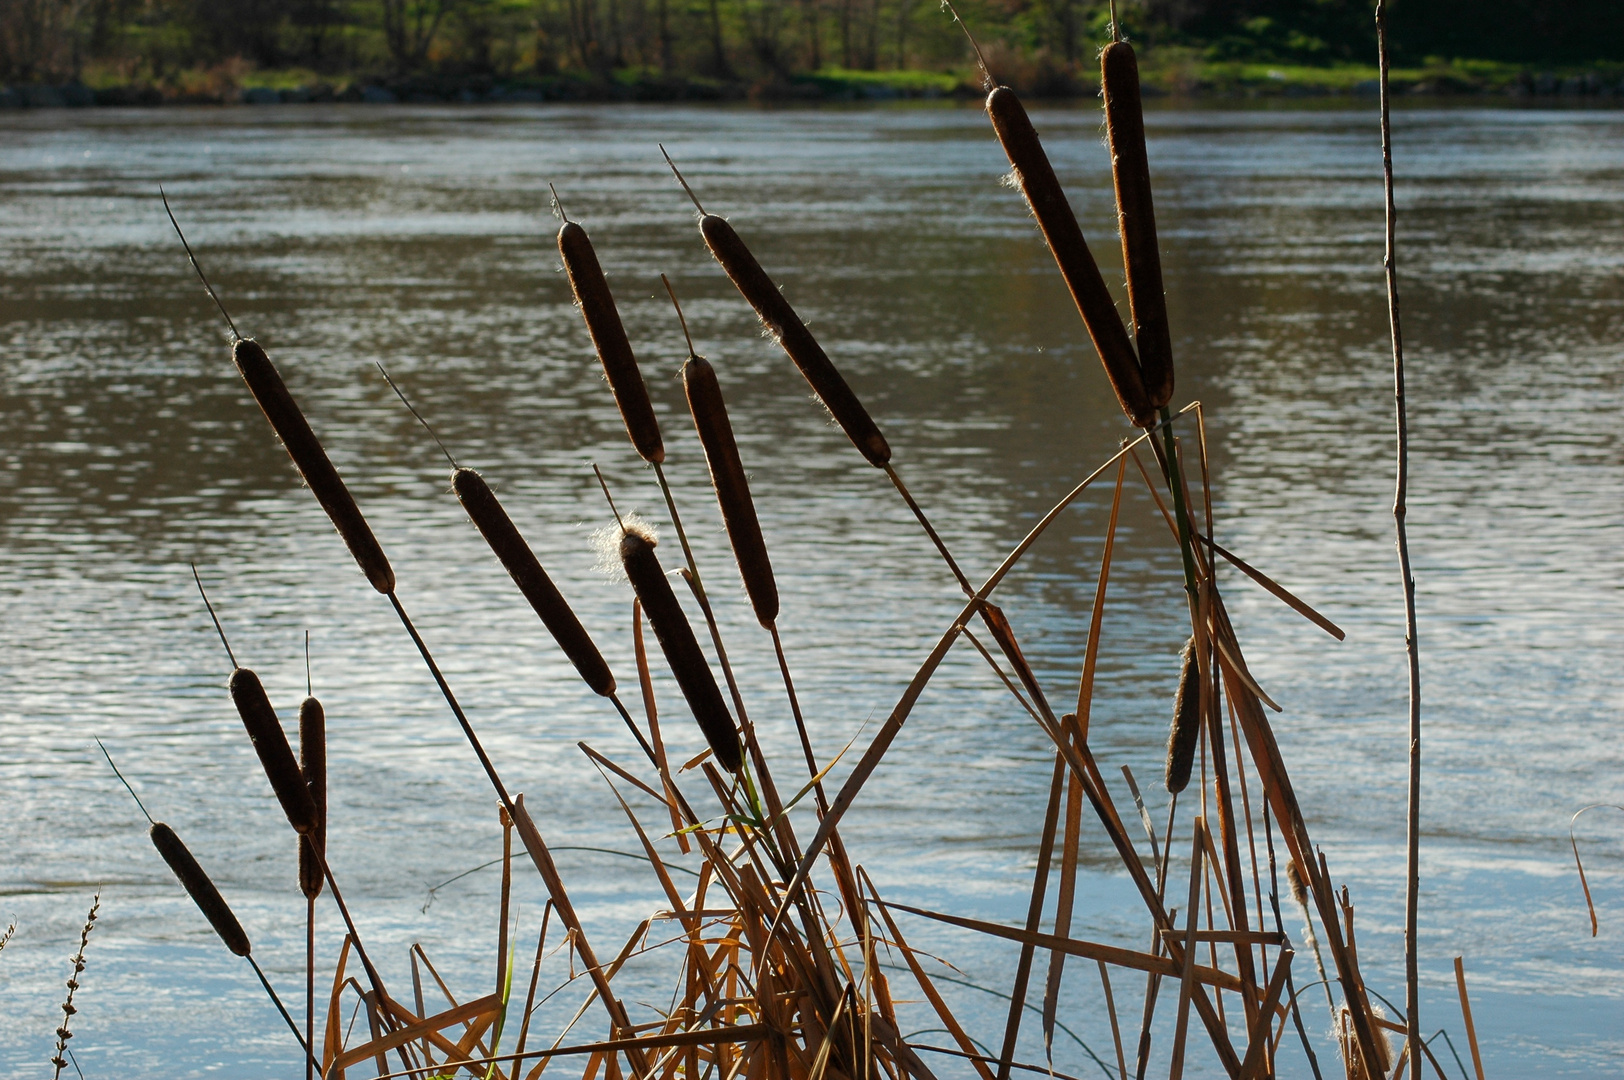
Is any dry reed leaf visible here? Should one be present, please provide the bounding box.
[860,873,996,1080]
[1198,534,1344,641]
[1235,949,1293,1080]
[997,751,1067,1074]
[1453,957,1486,1080]
[869,898,1268,1004]
[1168,816,1206,1080]
[1043,721,1091,1059]
[1568,804,1623,936]
[331,993,501,1073]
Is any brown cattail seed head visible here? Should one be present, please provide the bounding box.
[1164,636,1201,794]
[149,822,252,957]
[231,339,394,593]
[298,695,326,901]
[229,667,318,835]
[682,356,779,629]
[1101,42,1174,410]
[1287,858,1309,909]
[699,213,892,467]
[557,221,664,464]
[618,528,743,771]
[453,467,616,696]
[984,87,1154,428]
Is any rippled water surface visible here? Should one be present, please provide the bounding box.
[2,101,1621,1077]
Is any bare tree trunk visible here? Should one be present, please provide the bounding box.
[894,0,914,69]
[707,0,730,77]
[658,0,671,72]
[801,0,820,70]
[862,0,878,69]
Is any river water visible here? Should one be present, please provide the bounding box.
[1,101,1620,1077]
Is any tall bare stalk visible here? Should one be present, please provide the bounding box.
[1377,2,1423,1073]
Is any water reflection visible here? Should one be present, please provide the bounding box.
[1,102,1621,1077]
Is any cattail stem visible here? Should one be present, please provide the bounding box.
[769,624,823,809]
[304,834,393,1034]
[609,692,659,767]
[1157,410,1201,611]
[882,464,973,596]
[387,591,514,812]
[246,953,316,1062]
[306,896,316,1080]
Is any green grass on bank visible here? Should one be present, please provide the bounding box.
[54,51,1624,104]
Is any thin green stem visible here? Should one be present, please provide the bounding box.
[1157,407,1201,622]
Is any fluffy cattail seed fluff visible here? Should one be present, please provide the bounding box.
[984,86,1154,428]
[698,214,891,468]
[298,695,326,901]
[683,356,779,629]
[453,467,616,696]
[149,822,252,957]
[1287,858,1309,909]
[1101,41,1174,411]
[557,222,664,465]
[618,526,743,771]
[229,667,318,835]
[1164,636,1201,794]
[231,339,395,594]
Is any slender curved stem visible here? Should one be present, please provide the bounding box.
[1378,3,1423,1074]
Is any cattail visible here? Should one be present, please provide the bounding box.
[231,339,395,594]
[229,667,318,835]
[1286,858,1308,909]
[1164,636,1200,794]
[698,214,892,468]
[682,356,778,629]
[1101,42,1174,410]
[618,527,742,771]
[558,222,664,464]
[149,822,252,957]
[984,86,1154,428]
[298,695,326,900]
[453,466,616,696]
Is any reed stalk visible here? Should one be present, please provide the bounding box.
[1377,4,1425,1073]
[50,891,98,1080]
